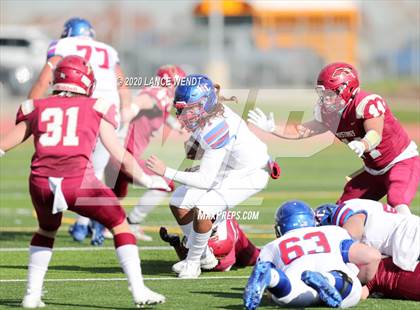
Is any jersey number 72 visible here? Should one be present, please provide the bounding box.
[77,45,109,69]
[279,231,331,265]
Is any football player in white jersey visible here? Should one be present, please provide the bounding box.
[243,201,381,309]
[315,199,420,272]
[146,74,280,278]
[28,18,132,244]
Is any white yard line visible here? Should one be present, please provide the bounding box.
[0,246,172,252]
[0,276,249,283]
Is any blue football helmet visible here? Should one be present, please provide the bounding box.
[61,17,95,38]
[314,204,338,226]
[173,74,218,131]
[274,200,315,237]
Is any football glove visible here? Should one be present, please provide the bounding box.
[247,108,275,133]
[348,140,365,157]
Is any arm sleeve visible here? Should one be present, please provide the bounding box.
[340,239,355,263]
[164,146,227,189]
[46,40,58,59]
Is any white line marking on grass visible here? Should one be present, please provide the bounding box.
[0,246,172,252]
[0,276,249,283]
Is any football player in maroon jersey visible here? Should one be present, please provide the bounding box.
[0,56,167,308]
[104,65,185,241]
[159,216,260,272]
[362,257,420,301]
[248,62,419,215]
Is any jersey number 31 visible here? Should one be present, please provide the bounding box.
[39,107,79,147]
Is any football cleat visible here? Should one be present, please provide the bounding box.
[129,224,153,242]
[90,220,105,246]
[21,294,45,308]
[69,223,89,242]
[301,271,342,308]
[243,261,272,310]
[133,286,165,307]
[172,259,186,274]
[200,252,218,270]
[102,228,113,239]
[178,260,201,279]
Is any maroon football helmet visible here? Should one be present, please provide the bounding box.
[156,64,186,88]
[316,62,360,113]
[53,55,96,96]
[208,235,234,259]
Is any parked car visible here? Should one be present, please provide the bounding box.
[0,26,50,96]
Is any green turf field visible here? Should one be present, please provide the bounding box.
[1,120,419,309]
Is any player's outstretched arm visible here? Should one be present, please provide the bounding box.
[99,120,170,191]
[0,121,31,156]
[28,56,62,99]
[115,64,133,124]
[147,147,226,189]
[247,108,328,139]
[348,243,381,284]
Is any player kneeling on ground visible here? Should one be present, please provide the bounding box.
[160,215,260,272]
[243,200,381,309]
[315,199,420,301]
[315,199,420,272]
[0,56,169,308]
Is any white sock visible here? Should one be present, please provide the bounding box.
[201,245,212,259]
[116,244,144,298]
[180,222,193,247]
[395,204,411,215]
[128,190,168,223]
[76,216,90,226]
[26,246,53,296]
[186,229,212,263]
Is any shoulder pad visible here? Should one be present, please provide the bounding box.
[356,94,386,119]
[202,120,230,149]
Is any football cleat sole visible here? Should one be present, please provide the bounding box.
[243,261,272,310]
[301,270,342,308]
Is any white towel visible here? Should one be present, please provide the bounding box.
[48,177,68,214]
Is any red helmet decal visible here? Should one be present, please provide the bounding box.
[332,67,356,79]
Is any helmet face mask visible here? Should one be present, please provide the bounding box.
[316,62,360,114]
[315,85,346,114]
[175,102,205,131]
[314,204,338,226]
[173,74,217,132]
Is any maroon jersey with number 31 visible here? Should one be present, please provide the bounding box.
[16,96,117,178]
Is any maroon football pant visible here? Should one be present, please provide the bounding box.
[338,156,420,207]
[214,219,260,271]
[366,257,420,301]
[29,173,126,232]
